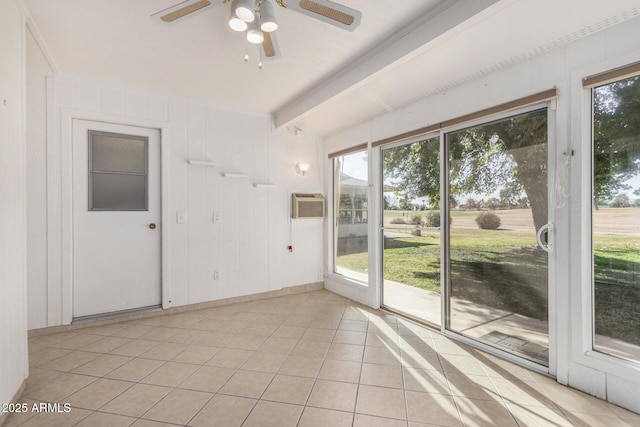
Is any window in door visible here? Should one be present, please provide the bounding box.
[334,150,369,282]
[89,130,148,211]
[592,72,640,362]
[446,108,550,366]
[381,136,441,325]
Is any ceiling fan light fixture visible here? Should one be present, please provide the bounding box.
[247,19,264,44]
[229,17,248,31]
[229,1,248,31]
[235,0,256,22]
[260,0,278,32]
[229,14,248,31]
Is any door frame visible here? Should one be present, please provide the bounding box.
[56,109,171,325]
[372,102,558,376]
[568,52,640,387]
[439,102,558,376]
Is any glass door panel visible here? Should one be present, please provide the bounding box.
[592,75,640,362]
[446,109,550,366]
[334,151,369,282]
[382,137,441,325]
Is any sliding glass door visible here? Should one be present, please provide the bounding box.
[381,137,441,325]
[376,107,552,366]
[445,109,550,366]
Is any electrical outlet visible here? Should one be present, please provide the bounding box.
[213,270,220,280]
[212,212,221,224]
[318,269,324,280]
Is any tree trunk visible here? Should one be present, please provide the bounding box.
[521,178,548,232]
[509,145,548,232]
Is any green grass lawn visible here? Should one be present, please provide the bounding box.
[594,236,640,345]
[449,229,548,320]
[337,228,640,344]
[382,234,441,291]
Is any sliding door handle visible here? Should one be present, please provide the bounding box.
[536,223,554,253]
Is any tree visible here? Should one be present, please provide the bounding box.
[399,194,411,211]
[383,76,640,231]
[499,183,521,209]
[462,198,480,211]
[449,195,458,209]
[486,197,500,210]
[610,193,630,208]
[383,137,440,206]
[593,76,640,208]
[384,114,549,230]
[383,195,391,210]
[517,197,530,209]
[448,110,549,231]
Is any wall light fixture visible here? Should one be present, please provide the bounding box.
[295,162,310,176]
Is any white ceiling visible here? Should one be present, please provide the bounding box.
[21,0,640,137]
[21,0,443,110]
[294,0,640,136]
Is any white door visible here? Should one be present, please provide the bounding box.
[72,120,161,318]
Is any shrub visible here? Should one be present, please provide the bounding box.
[410,215,422,225]
[475,212,501,230]
[425,211,440,227]
[390,217,406,225]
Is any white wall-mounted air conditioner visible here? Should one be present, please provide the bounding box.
[291,193,325,219]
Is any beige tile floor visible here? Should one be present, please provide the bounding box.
[6,289,640,427]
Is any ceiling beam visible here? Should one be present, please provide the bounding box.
[16,0,60,73]
[274,0,501,130]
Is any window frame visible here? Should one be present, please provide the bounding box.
[571,55,640,382]
[440,103,557,376]
[88,130,149,212]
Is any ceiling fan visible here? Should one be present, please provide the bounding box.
[153,0,363,66]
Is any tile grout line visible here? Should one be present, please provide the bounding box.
[20,290,640,427]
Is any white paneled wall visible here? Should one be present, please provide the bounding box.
[27,71,323,329]
[0,0,29,414]
[26,29,52,329]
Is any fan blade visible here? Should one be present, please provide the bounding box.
[153,0,212,23]
[261,31,281,60]
[283,0,362,31]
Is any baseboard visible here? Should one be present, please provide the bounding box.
[72,305,163,325]
[28,281,324,337]
[0,379,27,427]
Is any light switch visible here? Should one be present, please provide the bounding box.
[176,212,186,224]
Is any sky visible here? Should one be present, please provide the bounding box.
[339,151,368,180]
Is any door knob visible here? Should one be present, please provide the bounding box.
[149,223,156,230]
